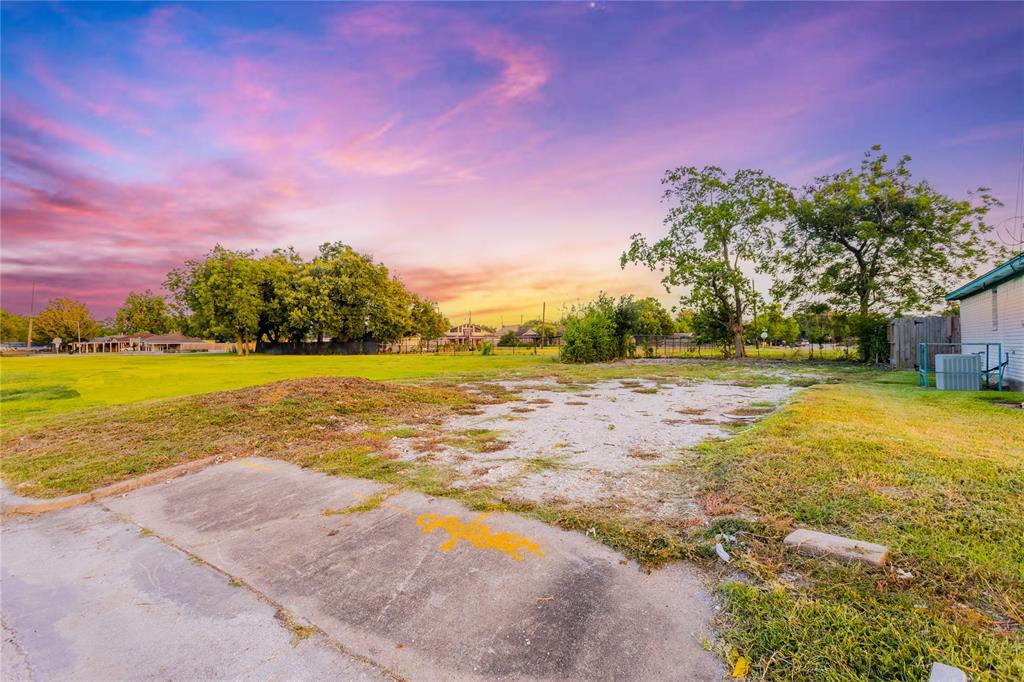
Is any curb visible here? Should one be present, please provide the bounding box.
[2,455,225,516]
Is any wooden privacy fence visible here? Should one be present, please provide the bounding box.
[888,316,960,369]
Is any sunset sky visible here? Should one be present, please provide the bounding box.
[2,2,1022,325]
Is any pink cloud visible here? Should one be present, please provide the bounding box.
[2,1,1019,324]
[2,96,119,157]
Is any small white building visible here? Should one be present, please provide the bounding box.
[945,253,1024,391]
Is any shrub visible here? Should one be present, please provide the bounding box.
[498,331,518,347]
[560,301,618,363]
[480,342,494,356]
[854,313,888,364]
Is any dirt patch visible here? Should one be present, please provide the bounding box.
[389,377,799,520]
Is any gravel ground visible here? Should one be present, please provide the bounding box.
[392,377,800,517]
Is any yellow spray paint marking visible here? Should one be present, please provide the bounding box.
[416,512,544,561]
[240,460,274,472]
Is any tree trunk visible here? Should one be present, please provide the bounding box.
[732,289,745,360]
[857,296,870,362]
[722,240,745,360]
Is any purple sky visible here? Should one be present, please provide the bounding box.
[2,2,1022,324]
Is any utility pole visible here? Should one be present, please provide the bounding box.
[541,302,546,349]
[26,280,36,347]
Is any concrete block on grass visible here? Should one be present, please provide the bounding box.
[929,662,968,682]
[783,528,889,567]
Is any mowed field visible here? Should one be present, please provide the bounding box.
[0,352,557,425]
[2,352,1022,680]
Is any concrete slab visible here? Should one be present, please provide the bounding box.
[783,528,889,567]
[105,457,724,681]
[0,504,388,681]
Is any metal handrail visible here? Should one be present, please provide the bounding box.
[917,341,1004,391]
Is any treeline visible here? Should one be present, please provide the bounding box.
[165,243,447,353]
[4,242,448,350]
[559,295,853,363]
[570,145,1000,363]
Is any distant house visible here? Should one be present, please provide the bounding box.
[518,327,540,343]
[140,333,216,352]
[945,253,1024,391]
[444,324,494,348]
[74,334,150,353]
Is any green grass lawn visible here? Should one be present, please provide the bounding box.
[0,353,557,425]
[697,373,1024,680]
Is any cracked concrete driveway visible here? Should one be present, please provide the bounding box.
[1,503,387,681]
[3,458,724,681]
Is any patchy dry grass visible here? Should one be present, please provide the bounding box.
[0,377,474,497]
[442,428,509,453]
[275,609,318,645]
[522,454,568,473]
[323,489,393,516]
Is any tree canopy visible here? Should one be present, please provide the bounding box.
[166,246,263,352]
[115,290,174,335]
[33,298,98,344]
[165,243,446,351]
[623,166,788,358]
[773,146,1003,358]
[634,297,675,336]
[0,309,29,343]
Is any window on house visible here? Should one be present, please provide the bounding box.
[991,289,998,331]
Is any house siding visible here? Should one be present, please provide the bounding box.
[959,271,1024,391]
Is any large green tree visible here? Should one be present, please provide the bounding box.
[115,290,173,335]
[623,166,788,358]
[774,146,1003,359]
[286,243,413,345]
[165,246,263,353]
[33,298,99,345]
[408,293,449,343]
[0,309,29,343]
[634,297,675,336]
[254,248,303,343]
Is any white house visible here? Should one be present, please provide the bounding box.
[945,253,1024,391]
